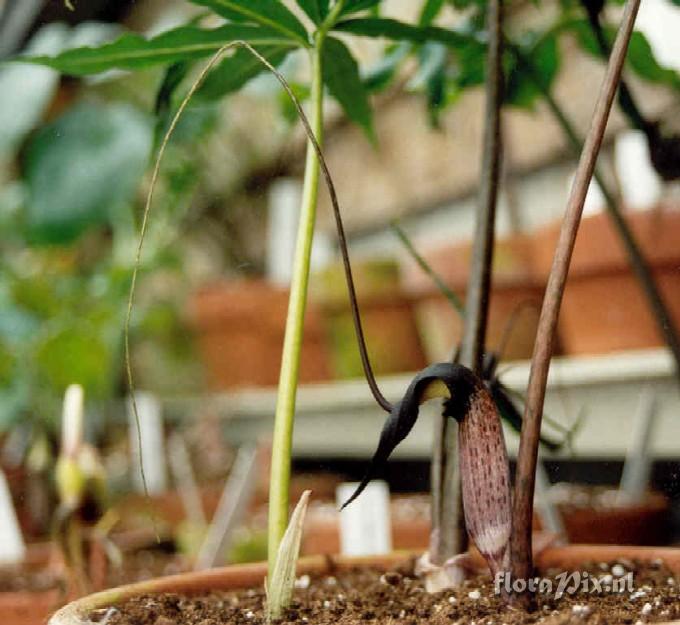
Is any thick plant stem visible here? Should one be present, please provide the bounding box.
[430,0,504,566]
[267,43,324,578]
[510,0,641,588]
[509,41,680,391]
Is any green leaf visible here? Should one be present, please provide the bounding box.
[296,0,329,25]
[362,41,410,92]
[197,44,293,100]
[340,0,382,17]
[505,32,560,109]
[334,17,478,48]
[570,20,680,88]
[322,36,374,139]
[20,24,290,75]
[24,102,152,245]
[419,0,445,26]
[190,0,309,45]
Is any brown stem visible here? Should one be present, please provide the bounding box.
[431,0,504,565]
[510,0,641,586]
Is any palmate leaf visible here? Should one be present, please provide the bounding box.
[190,0,309,46]
[322,37,374,139]
[19,24,292,75]
[197,44,293,100]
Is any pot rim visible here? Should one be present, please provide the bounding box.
[48,545,680,625]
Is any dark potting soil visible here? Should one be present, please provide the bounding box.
[93,559,680,625]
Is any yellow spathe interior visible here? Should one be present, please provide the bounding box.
[419,379,451,404]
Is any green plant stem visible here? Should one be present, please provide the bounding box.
[509,40,680,387]
[267,42,325,579]
[391,221,464,315]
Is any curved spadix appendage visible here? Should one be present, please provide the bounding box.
[341,362,512,578]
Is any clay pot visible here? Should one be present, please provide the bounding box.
[47,546,680,624]
[557,491,671,546]
[400,234,545,362]
[532,208,680,355]
[188,280,331,389]
[0,543,61,625]
[313,259,427,378]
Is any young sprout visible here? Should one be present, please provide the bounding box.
[54,384,107,595]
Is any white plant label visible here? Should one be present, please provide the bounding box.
[0,469,25,564]
[337,480,392,556]
[127,391,167,495]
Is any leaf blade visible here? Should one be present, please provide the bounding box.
[296,0,329,25]
[19,24,293,75]
[322,36,374,139]
[190,0,309,46]
[197,44,293,100]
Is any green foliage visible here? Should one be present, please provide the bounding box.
[505,32,560,109]
[322,37,374,139]
[190,0,309,45]
[419,0,446,26]
[24,102,152,245]
[571,20,680,88]
[21,24,291,75]
[297,0,330,25]
[197,44,293,100]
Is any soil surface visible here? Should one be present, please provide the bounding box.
[95,558,680,625]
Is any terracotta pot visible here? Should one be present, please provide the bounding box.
[0,543,61,625]
[558,492,671,546]
[47,546,680,624]
[532,208,680,355]
[401,234,545,361]
[313,260,427,378]
[188,280,331,388]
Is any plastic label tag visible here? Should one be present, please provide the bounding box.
[336,480,392,556]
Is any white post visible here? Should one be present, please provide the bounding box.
[267,178,302,287]
[0,469,25,564]
[336,480,392,556]
[619,386,657,503]
[127,392,167,495]
[194,445,259,570]
[168,433,206,527]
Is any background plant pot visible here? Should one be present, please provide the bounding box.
[48,545,680,625]
[189,280,331,388]
[557,491,671,546]
[532,207,680,355]
[400,234,545,362]
[313,259,427,378]
[0,543,61,625]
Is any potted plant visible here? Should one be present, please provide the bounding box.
[20,0,680,623]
